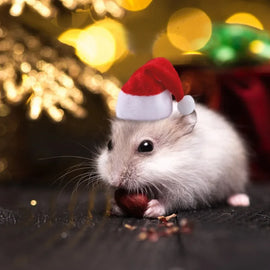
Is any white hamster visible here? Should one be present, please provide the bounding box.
[96,103,250,218]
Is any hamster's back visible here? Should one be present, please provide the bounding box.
[184,104,249,202]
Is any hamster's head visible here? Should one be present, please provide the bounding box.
[96,110,196,198]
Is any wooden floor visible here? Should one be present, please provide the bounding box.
[1,183,270,270]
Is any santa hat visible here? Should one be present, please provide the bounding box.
[116,57,195,121]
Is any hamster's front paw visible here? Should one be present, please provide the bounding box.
[144,199,166,218]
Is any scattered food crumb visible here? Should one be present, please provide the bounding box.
[138,231,148,241]
[147,231,159,242]
[163,226,180,236]
[165,222,174,227]
[60,232,68,239]
[137,213,182,242]
[124,224,137,231]
[180,218,188,227]
[179,218,193,234]
[165,213,177,220]
[158,213,177,222]
[129,214,193,242]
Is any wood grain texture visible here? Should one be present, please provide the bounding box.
[0,184,270,270]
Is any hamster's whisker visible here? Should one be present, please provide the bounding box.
[53,164,85,189]
[74,142,93,154]
[57,161,91,176]
[71,172,101,195]
[55,167,91,188]
[139,177,164,199]
[141,186,148,197]
[63,172,90,192]
[56,161,98,193]
[39,155,95,162]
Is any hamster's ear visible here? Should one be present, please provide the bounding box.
[173,110,197,136]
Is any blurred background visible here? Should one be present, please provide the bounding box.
[0,0,270,186]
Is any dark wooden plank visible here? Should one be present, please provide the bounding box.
[1,183,270,270]
[0,187,184,270]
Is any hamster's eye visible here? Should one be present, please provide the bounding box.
[138,140,154,153]
[107,140,113,151]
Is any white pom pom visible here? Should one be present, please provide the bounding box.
[177,95,195,115]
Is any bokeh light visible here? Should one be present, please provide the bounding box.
[226,13,264,30]
[249,40,270,58]
[115,0,152,11]
[59,19,128,73]
[249,40,265,54]
[183,51,203,55]
[201,23,270,65]
[152,33,203,64]
[152,33,183,62]
[167,8,212,51]
[94,18,129,62]
[58,29,81,47]
[213,46,236,62]
[30,200,37,206]
[76,26,116,72]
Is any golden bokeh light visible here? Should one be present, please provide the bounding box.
[249,40,270,58]
[102,78,120,112]
[59,19,128,73]
[29,96,42,120]
[249,40,265,54]
[82,73,121,113]
[167,8,212,51]
[76,26,116,72]
[47,106,65,122]
[115,0,152,11]
[182,51,203,55]
[105,1,125,18]
[226,13,264,30]
[0,22,122,121]
[30,200,37,206]
[58,29,82,47]
[152,33,183,62]
[8,0,51,17]
[94,18,129,62]
[3,0,125,19]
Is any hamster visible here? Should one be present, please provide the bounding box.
[96,103,250,218]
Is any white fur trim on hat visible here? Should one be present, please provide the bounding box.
[116,90,172,121]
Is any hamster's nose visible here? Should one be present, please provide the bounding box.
[109,174,124,188]
[110,167,133,188]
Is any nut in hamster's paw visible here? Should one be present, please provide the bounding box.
[114,189,149,218]
[144,199,166,218]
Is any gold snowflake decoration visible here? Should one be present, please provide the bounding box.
[0,22,121,122]
[0,0,124,18]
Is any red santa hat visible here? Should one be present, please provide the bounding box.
[116,57,195,121]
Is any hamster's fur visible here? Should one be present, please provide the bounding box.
[96,103,249,217]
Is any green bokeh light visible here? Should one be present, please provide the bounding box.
[213,46,236,62]
[201,24,270,66]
